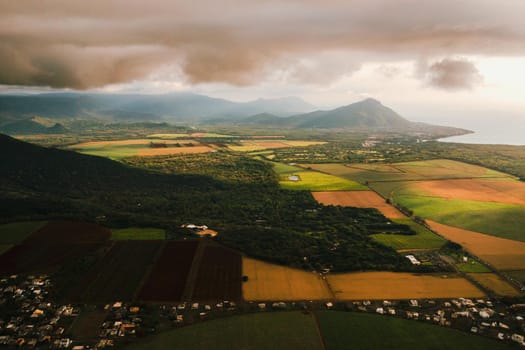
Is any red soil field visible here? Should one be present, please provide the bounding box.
[24,221,110,244]
[138,241,198,301]
[191,245,242,301]
[0,221,110,274]
[312,191,406,219]
[65,241,163,303]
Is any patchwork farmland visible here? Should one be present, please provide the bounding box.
[326,272,484,300]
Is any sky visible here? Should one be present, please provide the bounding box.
[1,0,525,127]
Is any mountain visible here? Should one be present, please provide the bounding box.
[241,98,470,135]
[0,92,316,123]
[0,117,68,135]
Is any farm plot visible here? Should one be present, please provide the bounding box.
[111,227,166,240]
[389,181,525,242]
[138,241,198,301]
[426,221,525,271]
[467,273,522,297]
[229,140,325,152]
[326,272,484,300]
[65,241,163,303]
[312,191,406,219]
[191,245,242,301]
[126,312,323,350]
[318,311,515,350]
[0,221,47,245]
[242,258,332,301]
[371,219,446,251]
[67,139,212,159]
[280,171,367,191]
[306,159,512,184]
[0,221,110,274]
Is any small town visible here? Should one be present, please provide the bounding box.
[1,274,524,349]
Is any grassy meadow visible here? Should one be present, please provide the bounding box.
[111,227,166,240]
[317,311,515,350]
[0,221,46,244]
[371,219,446,250]
[125,312,324,350]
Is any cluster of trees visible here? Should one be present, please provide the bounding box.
[0,135,416,272]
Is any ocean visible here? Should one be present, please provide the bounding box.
[437,121,525,146]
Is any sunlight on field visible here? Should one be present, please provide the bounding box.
[371,219,446,251]
[312,191,406,219]
[327,272,484,300]
[427,221,525,270]
[229,140,325,152]
[242,258,332,300]
[280,171,367,191]
[467,273,522,297]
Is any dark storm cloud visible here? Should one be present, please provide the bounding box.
[0,0,524,88]
[423,58,483,90]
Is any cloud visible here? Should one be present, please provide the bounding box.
[419,58,483,90]
[0,0,524,89]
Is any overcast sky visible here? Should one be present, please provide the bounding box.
[1,0,524,126]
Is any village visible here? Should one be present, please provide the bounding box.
[1,274,525,349]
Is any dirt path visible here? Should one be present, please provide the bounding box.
[311,311,328,350]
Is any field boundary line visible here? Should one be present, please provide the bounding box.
[311,311,328,350]
[182,239,207,301]
[133,240,166,301]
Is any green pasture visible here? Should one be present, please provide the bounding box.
[125,311,323,350]
[371,219,446,250]
[0,221,47,244]
[279,171,368,191]
[394,195,525,242]
[111,227,166,240]
[317,311,515,350]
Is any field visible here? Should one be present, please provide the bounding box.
[317,311,515,350]
[0,221,47,244]
[371,219,446,251]
[426,221,525,271]
[65,241,163,303]
[467,273,522,297]
[312,191,406,219]
[228,140,325,152]
[391,182,525,242]
[138,241,198,301]
[306,160,512,184]
[280,171,367,191]
[242,258,332,301]
[326,272,484,300]
[191,245,242,301]
[67,139,213,159]
[125,312,324,350]
[111,227,166,240]
[0,221,110,274]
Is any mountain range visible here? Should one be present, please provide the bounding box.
[0,92,470,136]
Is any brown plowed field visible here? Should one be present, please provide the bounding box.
[312,191,406,219]
[138,241,198,301]
[66,241,163,303]
[24,221,110,244]
[242,258,332,300]
[327,272,484,300]
[137,146,213,156]
[191,245,242,301]
[413,179,525,205]
[426,221,525,270]
[0,221,109,274]
[467,273,522,297]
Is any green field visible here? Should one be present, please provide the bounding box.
[308,159,513,184]
[279,171,367,191]
[394,195,525,242]
[272,162,306,175]
[111,227,166,240]
[456,260,491,273]
[125,312,323,350]
[317,311,515,350]
[0,221,46,244]
[371,219,446,250]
